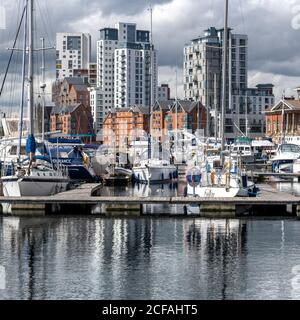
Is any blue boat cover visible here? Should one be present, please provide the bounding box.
[25,134,36,154]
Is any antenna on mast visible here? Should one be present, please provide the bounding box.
[221,0,229,165]
[147,2,153,160]
[149,3,153,46]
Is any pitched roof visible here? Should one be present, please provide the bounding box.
[63,77,85,85]
[169,100,202,113]
[266,99,300,113]
[51,104,83,115]
[133,105,150,114]
[154,100,174,111]
[71,84,88,92]
[178,100,199,112]
[51,105,62,115]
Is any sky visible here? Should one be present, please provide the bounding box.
[0,0,300,111]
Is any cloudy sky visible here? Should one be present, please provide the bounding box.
[0,0,300,110]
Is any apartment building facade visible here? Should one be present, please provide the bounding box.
[230,84,275,139]
[89,87,104,133]
[183,27,249,138]
[56,32,91,79]
[157,84,171,101]
[50,104,94,138]
[103,106,150,146]
[51,77,90,108]
[97,22,158,112]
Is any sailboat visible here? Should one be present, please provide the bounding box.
[185,0,258,198]
[1,0,69,197]
[132,5,177,184]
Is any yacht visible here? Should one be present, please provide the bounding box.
[133,158,177,184]
[270,143,300,173]
[0,0,70,197]
[185,159,257,198]
[285,136,300,146]
[1,157,69,197]
[230,144,254,164]
[184,0,258,199]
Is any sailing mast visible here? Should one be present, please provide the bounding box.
[41,37,46,141]
[214,73,217,143]
[245,90,248,137]
[175,69,178,155]
[27,0,35,162]
[281,90,285,144]
[147,3,153,160]
[17,0,28,160]
[221,0,229,164]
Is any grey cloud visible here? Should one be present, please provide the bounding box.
[0,0,299,108]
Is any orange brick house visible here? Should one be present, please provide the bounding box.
[151,100,174,142]
[52,77,90,108]
[265,98,300,143]
[103,106,150,146]
[165,100,206,132]
[50,104,94,138]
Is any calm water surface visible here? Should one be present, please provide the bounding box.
[1,215,300,300]
[0,182,299,300]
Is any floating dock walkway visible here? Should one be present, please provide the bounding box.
[0,183,299,217]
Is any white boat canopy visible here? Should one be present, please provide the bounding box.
[251,140,274,147]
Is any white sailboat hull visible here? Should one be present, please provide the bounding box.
[1,176,69,197]
[187,185,240,197]
[293,160,300,174]
[133,165,177,183]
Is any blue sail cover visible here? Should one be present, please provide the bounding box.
[25,134,36,154]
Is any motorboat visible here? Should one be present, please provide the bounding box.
[132,158,177,184]
[230,143,254,164]
[270,143,300,173]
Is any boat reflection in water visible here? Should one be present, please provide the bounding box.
[1,215,298,299]
[92,182,186,215]
[274,181,300,196]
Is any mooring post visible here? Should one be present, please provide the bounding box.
[140,203,144,215]
[296,205,300,218]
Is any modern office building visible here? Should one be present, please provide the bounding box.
[97,22,158,110]
[56,32,91,79]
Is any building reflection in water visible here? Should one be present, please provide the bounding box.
[96,183,185,215]
[0,215,298,300]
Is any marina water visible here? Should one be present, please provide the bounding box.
[0,182,300,300]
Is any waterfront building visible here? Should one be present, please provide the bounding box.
[103,100,206,147]
[103,106,150,146]
[52,77,90,108]
[183,27,248,138]
[157,84,170,101]
[97,22,158,110]
[165,100,206,133]
[50,103,94,138]
[230,84,275,139]
[265,97,300,144]
[56,32,91,80]
[89,87,105,133]
[88,63,97,87]
[151,100,206,143]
